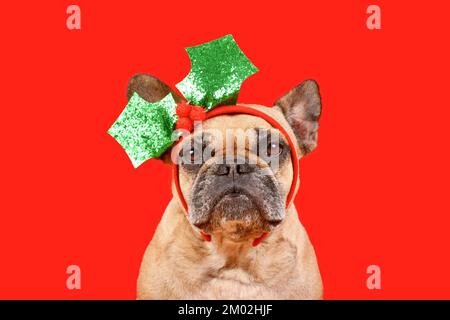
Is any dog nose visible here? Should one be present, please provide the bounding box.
[214,159,254,176]
[215,164,231,176]
[236,163,252,174]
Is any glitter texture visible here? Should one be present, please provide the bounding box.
[109,35,258,165]
[176,34,258,110]
[108,93,177,168]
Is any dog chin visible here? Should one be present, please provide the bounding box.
[197,193,274,242]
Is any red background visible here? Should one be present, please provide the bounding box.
[0,0,449,299]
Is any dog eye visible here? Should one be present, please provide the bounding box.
[188,147,199,163]
[178,144,200,165]
[267,142,283,156]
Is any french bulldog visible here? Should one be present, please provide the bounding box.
[131,74,323,299]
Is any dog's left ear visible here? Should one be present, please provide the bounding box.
[274,80,322,156]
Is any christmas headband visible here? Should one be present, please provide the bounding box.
[108,34,259,167]
[108,36,301,245]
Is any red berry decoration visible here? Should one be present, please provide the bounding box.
[176,102,192,117]
[175,117,193,132]
[175,104,206,133]
[189,106,206,121]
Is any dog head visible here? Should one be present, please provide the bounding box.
[128,74,322,243]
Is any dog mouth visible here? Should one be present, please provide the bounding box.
[192,188,282,244]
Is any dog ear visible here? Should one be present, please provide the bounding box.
[127,74,182,165]
[126,73,183,103]
[274,80,322,155]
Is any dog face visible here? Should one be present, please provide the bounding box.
[177,115,293,242]
[127,74,322,243]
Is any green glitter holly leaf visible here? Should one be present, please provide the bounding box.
[108,92,178,168]
[176,34,258,110]
[109,35,258,167]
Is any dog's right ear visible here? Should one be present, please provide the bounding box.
[127,74,182,165]
[127,73,183,103]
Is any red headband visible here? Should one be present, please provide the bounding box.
[172,105,300,246]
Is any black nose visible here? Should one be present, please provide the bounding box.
[214,157,255,176]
